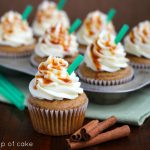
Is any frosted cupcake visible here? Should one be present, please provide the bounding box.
[0,11,35,57]
[124,21,150,68]
[32,1,70,38]
[77,10,115,54]
[78,31,134,86]
[31,23,78,67]
[28,56,88,136]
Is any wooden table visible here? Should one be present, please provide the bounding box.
[0,102,150,150]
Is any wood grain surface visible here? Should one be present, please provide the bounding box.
[0,103,150,150]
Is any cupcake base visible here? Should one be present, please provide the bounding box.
[78,63,134,86]
[127,54,150,69]
[30,53,78,67]
[27,93,88,136]
[0,44,35,57]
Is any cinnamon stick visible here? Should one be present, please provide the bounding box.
[82,116,117,141]
[66,125,131,150]
[70,120,99,142]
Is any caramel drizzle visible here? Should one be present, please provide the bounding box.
[90,42,101,70]
[90,36,116,70]
[34,59,72,89]
[43,26,71,51]
[130,25,150,44]
[36,5,56,23]
[85,16,102,36]
[1,15,27,36]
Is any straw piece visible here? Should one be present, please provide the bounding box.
[106,8,116,23]
[67,55,84,75]
[115,24,129,44]
[0,75,25,104]
[22,5,33,20]
[68,19,82,34]
[0,74,24,99]
[57,0,67,10]
[0,86,25,110]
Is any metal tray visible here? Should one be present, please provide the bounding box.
[0,57,150,104]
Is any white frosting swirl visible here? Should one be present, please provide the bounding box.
[84,31,129,72]
[32,1,70,37]
[124,21,150,59]
[77,10,115,45]
[0,11,34,47]
[35,24,78,58]
[29,56,83,100]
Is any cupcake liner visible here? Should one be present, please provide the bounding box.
[30,54,39,68]
[0,51,33,58]
[130,62,150,70]
[77,68,134,86]
[28,100,88,136]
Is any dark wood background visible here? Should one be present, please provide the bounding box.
[0,0,150,31]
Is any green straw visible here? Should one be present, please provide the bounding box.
[57,0,67,10]
[0,74,24,99]
[115,24,129,44]
[22,5,33,20]
[106,8,116,24]
[67,55,84,75]
[68,19,82,34]
[0,86,25,111]
[0,75,25,104]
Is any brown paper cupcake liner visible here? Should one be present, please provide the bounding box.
[0,51,33,58]
[28,100,88,136]
[30,54,39,68]
[130,62,150,70]
[77,68,134,86]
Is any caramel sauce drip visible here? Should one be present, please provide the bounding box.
[37,5,56,23]
[49,26,71,51]
[58,77,72,83]
[36,75,53,85]
[1,15,27,35]
[85,16,102,36]
[34,58,71,89]
[130,31,135,43]
[90,43,101,70]
[105,34,116,55]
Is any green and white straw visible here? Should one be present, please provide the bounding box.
[106,8,116,24]
[22,5,33,20]
[68,18,82,34]
[115,24,129,44]
[67,55,84,75]
[57,0,67,10]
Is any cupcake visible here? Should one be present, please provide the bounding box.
[0,11,35,57]
[31,23,78,67]
[32,1,70,38]
[28,56,88,136]
[78,31,134,86]
[124,21,150,69]
[77,10,115,54]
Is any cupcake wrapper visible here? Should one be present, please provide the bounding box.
[30,54,39,68]
[0,51,32,58]
[130,62,150,70]
[77,68,134,86]
[28,100,88,136]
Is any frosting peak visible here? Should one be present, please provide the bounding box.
[84,31,129,72]
[77,10,116,45]
[0,11,34,47]
[124,20,150,58]
[29,56,83,100]
[35,24,78,58]
[32,1,70,36]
